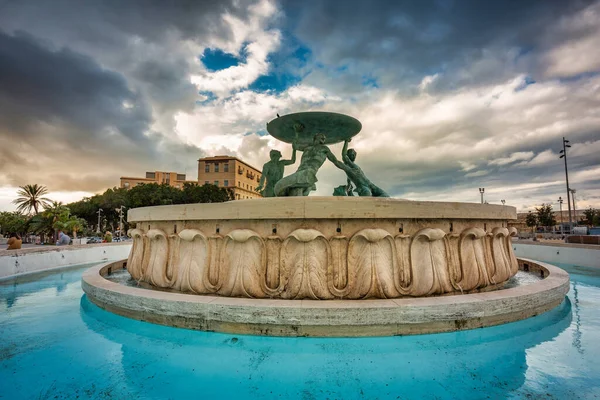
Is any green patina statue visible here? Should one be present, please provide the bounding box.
[266,112,390,197]
[332,184,353,196]
[274,132,343,196]
[335,139,389,197]
[256,145,297,197]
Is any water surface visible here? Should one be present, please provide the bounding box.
[1,262,598,399]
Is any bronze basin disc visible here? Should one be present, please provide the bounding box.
[266,111,362,151]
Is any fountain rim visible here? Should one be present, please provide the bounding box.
[81,258,569,337]
[127,197,517,222]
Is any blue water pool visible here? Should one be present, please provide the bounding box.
[1,262,599,399]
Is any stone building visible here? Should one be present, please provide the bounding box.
[197,156,262,200]
[120,171,194,190]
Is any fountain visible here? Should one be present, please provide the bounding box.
[82,112,569,336]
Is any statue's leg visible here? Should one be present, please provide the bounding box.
[289,187,305,196]
[370,184,390,197]
[356,185,372,197]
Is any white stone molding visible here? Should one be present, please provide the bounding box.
[125,224,520,299]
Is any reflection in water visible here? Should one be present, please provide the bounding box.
[0,267,85,308]
[572,281,584,354]
[79,294,573,399]
[4,261,599,400]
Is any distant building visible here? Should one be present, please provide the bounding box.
[198,155,262,200]
[120,171,193,190]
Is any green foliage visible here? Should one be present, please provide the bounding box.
[0,211,28,236]
[65,183,232,232]
[126,183,183,208]
[28,214,54,237]
[10,182,233,236]
[54,216,87,238]
[535,203,557,227]
[583,207,599,226]
[12,184,52,215]
[525,211,537,228]
[180,182,234,204]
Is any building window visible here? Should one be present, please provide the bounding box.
[238,181,241,187]
[224,163,229,173]
[205,181,209,185]
[215,164,219,173]
[224,180,229,187]
[146,172,156,179]
[177,174,186,181]
[214,180,219,186]
[205,164,210,173]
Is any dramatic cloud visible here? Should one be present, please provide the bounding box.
[0,0,598,212]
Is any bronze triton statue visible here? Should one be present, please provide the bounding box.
[265,112,389,197]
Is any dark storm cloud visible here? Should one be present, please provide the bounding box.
[0,29,210,193]
[0,31,152,143]
[0,0,261,195]
[0,0,254,45]
[285,0,596,90]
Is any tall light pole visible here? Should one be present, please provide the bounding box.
[96,208,103,233]
[559,137,573,233]
[501,199,505,205]
[479,187,485,204]
[558,197,563,235]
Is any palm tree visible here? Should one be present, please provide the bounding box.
[43,201,70,242]
[12,184,52,215]
[56,216,86,239]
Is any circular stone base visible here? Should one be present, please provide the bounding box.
[81,258,569,337]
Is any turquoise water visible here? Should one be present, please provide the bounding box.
[1,263,599,399]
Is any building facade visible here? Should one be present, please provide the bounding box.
[198,156,262,200]
[120,171,193,190]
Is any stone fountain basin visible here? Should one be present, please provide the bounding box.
[81,258,569,337]
[123,197,520,300]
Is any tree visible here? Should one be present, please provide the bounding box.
[126,183,183,208]
[62,183,233,235]
[55,216,87,238]
[180,183,234,204]
[525,211,537,233]
[12,184,52,215]
[583,207,599,226]
[535,203,557,228]
[0,211,28,237]
[43,201,70,242]
[28,214,54,242]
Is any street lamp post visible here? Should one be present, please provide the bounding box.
[501,199,505,205]
[559,137,573,233]
[558,197,563,235]
[570,189,577,221]
[116,206,126,240]
[479,188,485,204]
[96,209,103,233]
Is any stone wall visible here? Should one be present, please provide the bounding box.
[513,241,600,268]
[0,243,132,279]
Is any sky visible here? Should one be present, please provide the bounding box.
[0,0,599,212]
